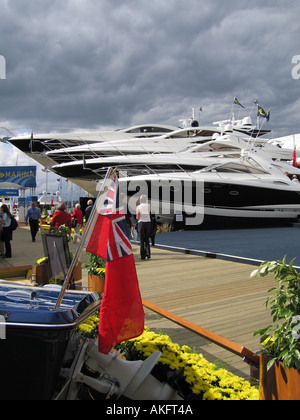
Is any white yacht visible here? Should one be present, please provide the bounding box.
[47,129,299,194]
[118,156,300,227]
[6,115,271,169]
[44,126,223,165]
[7,111,300,228]
[6,123,179,168]
[268,133,300,165]
[46,134,300,230]
[46,117,272,165]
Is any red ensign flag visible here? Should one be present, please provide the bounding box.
[84,174,144,354]
[293,147,298,168]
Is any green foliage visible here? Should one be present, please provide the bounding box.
[251,257,300,371]
[83,252,106,278]
[55,224,73,242]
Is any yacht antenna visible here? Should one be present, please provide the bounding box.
[230,97,235,121]
[250,99,258,119]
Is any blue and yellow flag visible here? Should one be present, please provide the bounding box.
[233,97,245,108]
[257,106,270,121]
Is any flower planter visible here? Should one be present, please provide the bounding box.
[73,262,82,281]
[33,264,50,285]
[88,274,105,292]
[34,262,82,285]
[259,355,300,400]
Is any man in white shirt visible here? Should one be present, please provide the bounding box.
[136,195,151,260]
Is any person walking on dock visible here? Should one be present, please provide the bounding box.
[0,204,13,258]
[0,212,4,256]
[136,195,152,260]
[50,202,72,230]
[84,199,94,222]
[71,203,83,243]
[25,202,42,242]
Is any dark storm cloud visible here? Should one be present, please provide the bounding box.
[0,0,300,136]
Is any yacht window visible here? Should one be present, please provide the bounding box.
[273,181,292,186]
[217,163,267,174]
[200,144,241,152]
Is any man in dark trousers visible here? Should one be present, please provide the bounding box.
[25,202,42,242]
[84,199,94,222]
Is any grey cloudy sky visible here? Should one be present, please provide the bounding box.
[0,0,300,193]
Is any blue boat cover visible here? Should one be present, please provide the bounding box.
[0,284,99,325]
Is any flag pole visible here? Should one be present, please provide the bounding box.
[55,167,117,310]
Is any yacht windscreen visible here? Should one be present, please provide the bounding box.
[165,129,213,140]
[200,162,267,174]
[125,126,173,134]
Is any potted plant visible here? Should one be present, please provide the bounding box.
[83,253,106,292]
[55,224,73,243]
[41,207,48,219]
[33,257,50,285]
[251,257,300,400]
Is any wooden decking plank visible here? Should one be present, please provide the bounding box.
[134,245,273,381]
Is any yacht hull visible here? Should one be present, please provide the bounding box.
[121,178,300,227]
